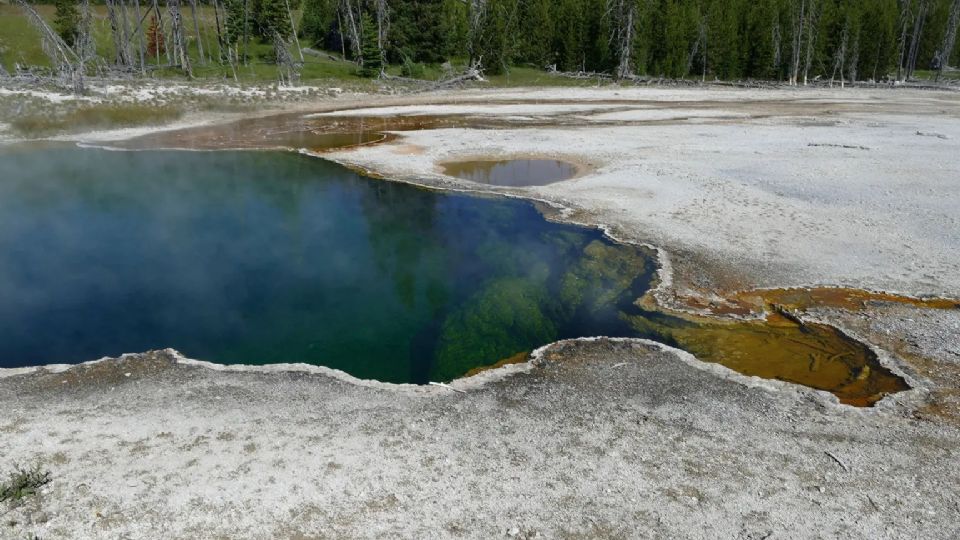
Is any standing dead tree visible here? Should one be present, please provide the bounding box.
[106,0,135,68]
[13,0,86,93]
[938,0,960,80]
[374,0,389,69]
[286,0,304,62]
[188,0,207,65]
[466,0,488,64]
[787,0,819,85]
[607,0,637,80]
[801,0,819,84]
[686,12,708,82]
[132,0,148,74]
[212,0,226,63]
[273,30,300,85]
[788,0,806,85]
[339,0,363,61]
[830,17,849,87]
[167,0,193,76]
[901,0,930,80]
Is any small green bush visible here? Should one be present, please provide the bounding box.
[400,57,426,79]
[0,464,51,503]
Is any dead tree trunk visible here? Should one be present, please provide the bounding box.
[847,30,859,83]
[938,0,960,80]
[896,0,911,81]
[286,0,305,62]
[133,0,147,74]
[13,0,84,92]
[772,12,783,77]
[273,30,299,85]
[905,0,929,80]
[375,0,388,70]
[467,0,488,64]
[242,0,250,64]
[106,0,134,67]
[168,0,193,76]
[789,0,806,85]
[830,19,848,87]
[120,0,134,66]
[607,0,637,80]
[340,0,362,61]
[78,0,96,64]
[189,0,206,65]
[212,0,226,63]
[802,0,818,85]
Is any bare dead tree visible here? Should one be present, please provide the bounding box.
[340,0,362,61]
[120,0,134,65]
[188,0,206,65]
[789,0,806,85]
[801,0,819,85]
[905,0,930,80]
[286,0,305,62]
[847,28,859,83]
[896,0,911,80]
[606,0,637,80]
[13,0,85,92]
[133,0,147,74]
[167,0,193,76]
[78,0,97,62]
[938,0,960,80]
[467,0,488,64]
[772,12,783,77]
[212,0,226,63]
[830,19,849,87]
[686,11,708,81]
[273,30,299,85]
[375,0,389,69]
[106,0,134,67]
[242,0,250,63]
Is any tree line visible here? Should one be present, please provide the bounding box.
[20,0,960,86]
[304,0,960,82]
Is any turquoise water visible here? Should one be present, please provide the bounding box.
[0,147,655,383]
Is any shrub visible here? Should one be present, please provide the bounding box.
[0,464,51,503]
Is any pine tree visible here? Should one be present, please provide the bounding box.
[54,0,81,48]
[390,0,449,63]
[256,0,289,39]
[359,12,383,76]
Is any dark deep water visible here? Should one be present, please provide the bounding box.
[0,147,655,383]
[0,146,908,404]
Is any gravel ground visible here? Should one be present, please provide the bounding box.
[2,343,958,540]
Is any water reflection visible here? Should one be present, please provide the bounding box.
[442,159,579,187]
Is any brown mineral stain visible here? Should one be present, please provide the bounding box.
[464,351,530,378]
[679,287,960,318]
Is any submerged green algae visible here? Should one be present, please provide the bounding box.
[0,147,910,406]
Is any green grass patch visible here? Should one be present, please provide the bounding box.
[911,69,960,81]
[11,103,185,137]
[0,464,51,504]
